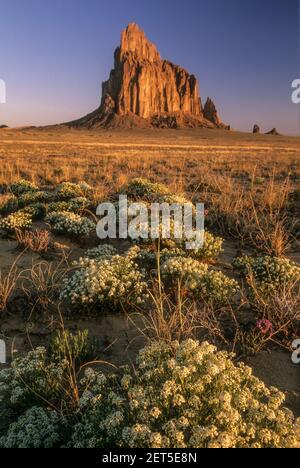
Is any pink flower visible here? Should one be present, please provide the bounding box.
[257,319,273,336]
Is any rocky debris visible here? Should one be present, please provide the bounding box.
[266,128,280,136]
[69,23,228,129]
[253,124,260,134]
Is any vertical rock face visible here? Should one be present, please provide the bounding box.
[70,23,227,129]
[101,23,203,120]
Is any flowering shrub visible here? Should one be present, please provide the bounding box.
[21,203,47,220]
[10,180,39,196]
[48,197,91,214]
[234,256,300,295]
[60,255,148,309]
[0,347,65,410]
[46,211,95,237]
[161,257,239,304]
[139,223,223,261]
[124,178,169,202]
[0,210,32,231]
[0,195,18,215]
[18,191,53,207]
[84,244,117,260]
[55,182,93,201]
[71,340,299,448]
[234,256,300,285]
[0,407,62,449]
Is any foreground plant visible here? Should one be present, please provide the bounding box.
[60,255,148,310]
[161,257,239,305]
[55,182,93,201]
[72,340,300,448]
[0,210,33,232]
[10,180,39,197]
[45,211,95,238]
[1,339,298,448]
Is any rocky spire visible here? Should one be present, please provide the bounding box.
[203,98,222,126]
[69,24,227,129]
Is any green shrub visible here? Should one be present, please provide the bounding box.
[46,211,95,237]
[18,191,53,207]
[161,257,239,304]
[71,340,299,448]
[0,407,62,448]
[124,178,169,202]
[48,197,91,214]
[10,180,39,196]
[60,255,148,309]
[0,210,32,231]
[55,182,93,201]
[234,256,300,296]
[0,196,18,215]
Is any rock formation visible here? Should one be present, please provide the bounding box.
[69,24,227,129]
[266,128,280,136]
[253,124,260,134]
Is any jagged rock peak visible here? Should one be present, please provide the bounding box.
[118,23,161,62]
[203,98,222,126]
[68,24,228,130]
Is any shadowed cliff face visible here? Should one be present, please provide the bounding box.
[69,23,227,129]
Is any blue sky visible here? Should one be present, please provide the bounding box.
[0,0,299,133]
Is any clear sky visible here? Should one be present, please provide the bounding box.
[0,0,299,134]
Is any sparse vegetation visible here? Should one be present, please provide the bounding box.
[0,129,299,448]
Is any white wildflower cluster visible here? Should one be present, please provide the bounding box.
[46,211,95,237]
[0,210,32,231]
[84,244,117,260]
[71,340,300,448]
[126,245,186,270]
[0,407,62,449]
[0,347,65,409]
[161,257,239,304]
[55,181,93,200]
[10,179,39,196]
[124,178,169,202]
[234,256,300,295]
[48,197,91,214]
[60,255,148,309]
[18,190,53,207]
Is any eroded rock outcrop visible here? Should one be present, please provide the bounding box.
[70,23,227,129]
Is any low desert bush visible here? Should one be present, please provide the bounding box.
[55,182,93,201]
[10,180,39,197]
[0,407,64,449]
[17,191,53,208]
[0,195,18,215]
[71,340,299,448]
[234,256,300,296]
[48,197,91,214]
[45,211,95,238]
[0,210,32,232]
[161,257,239,305]
[124,178,169,202]
[1,339,299,448]
[60,255,148,310]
